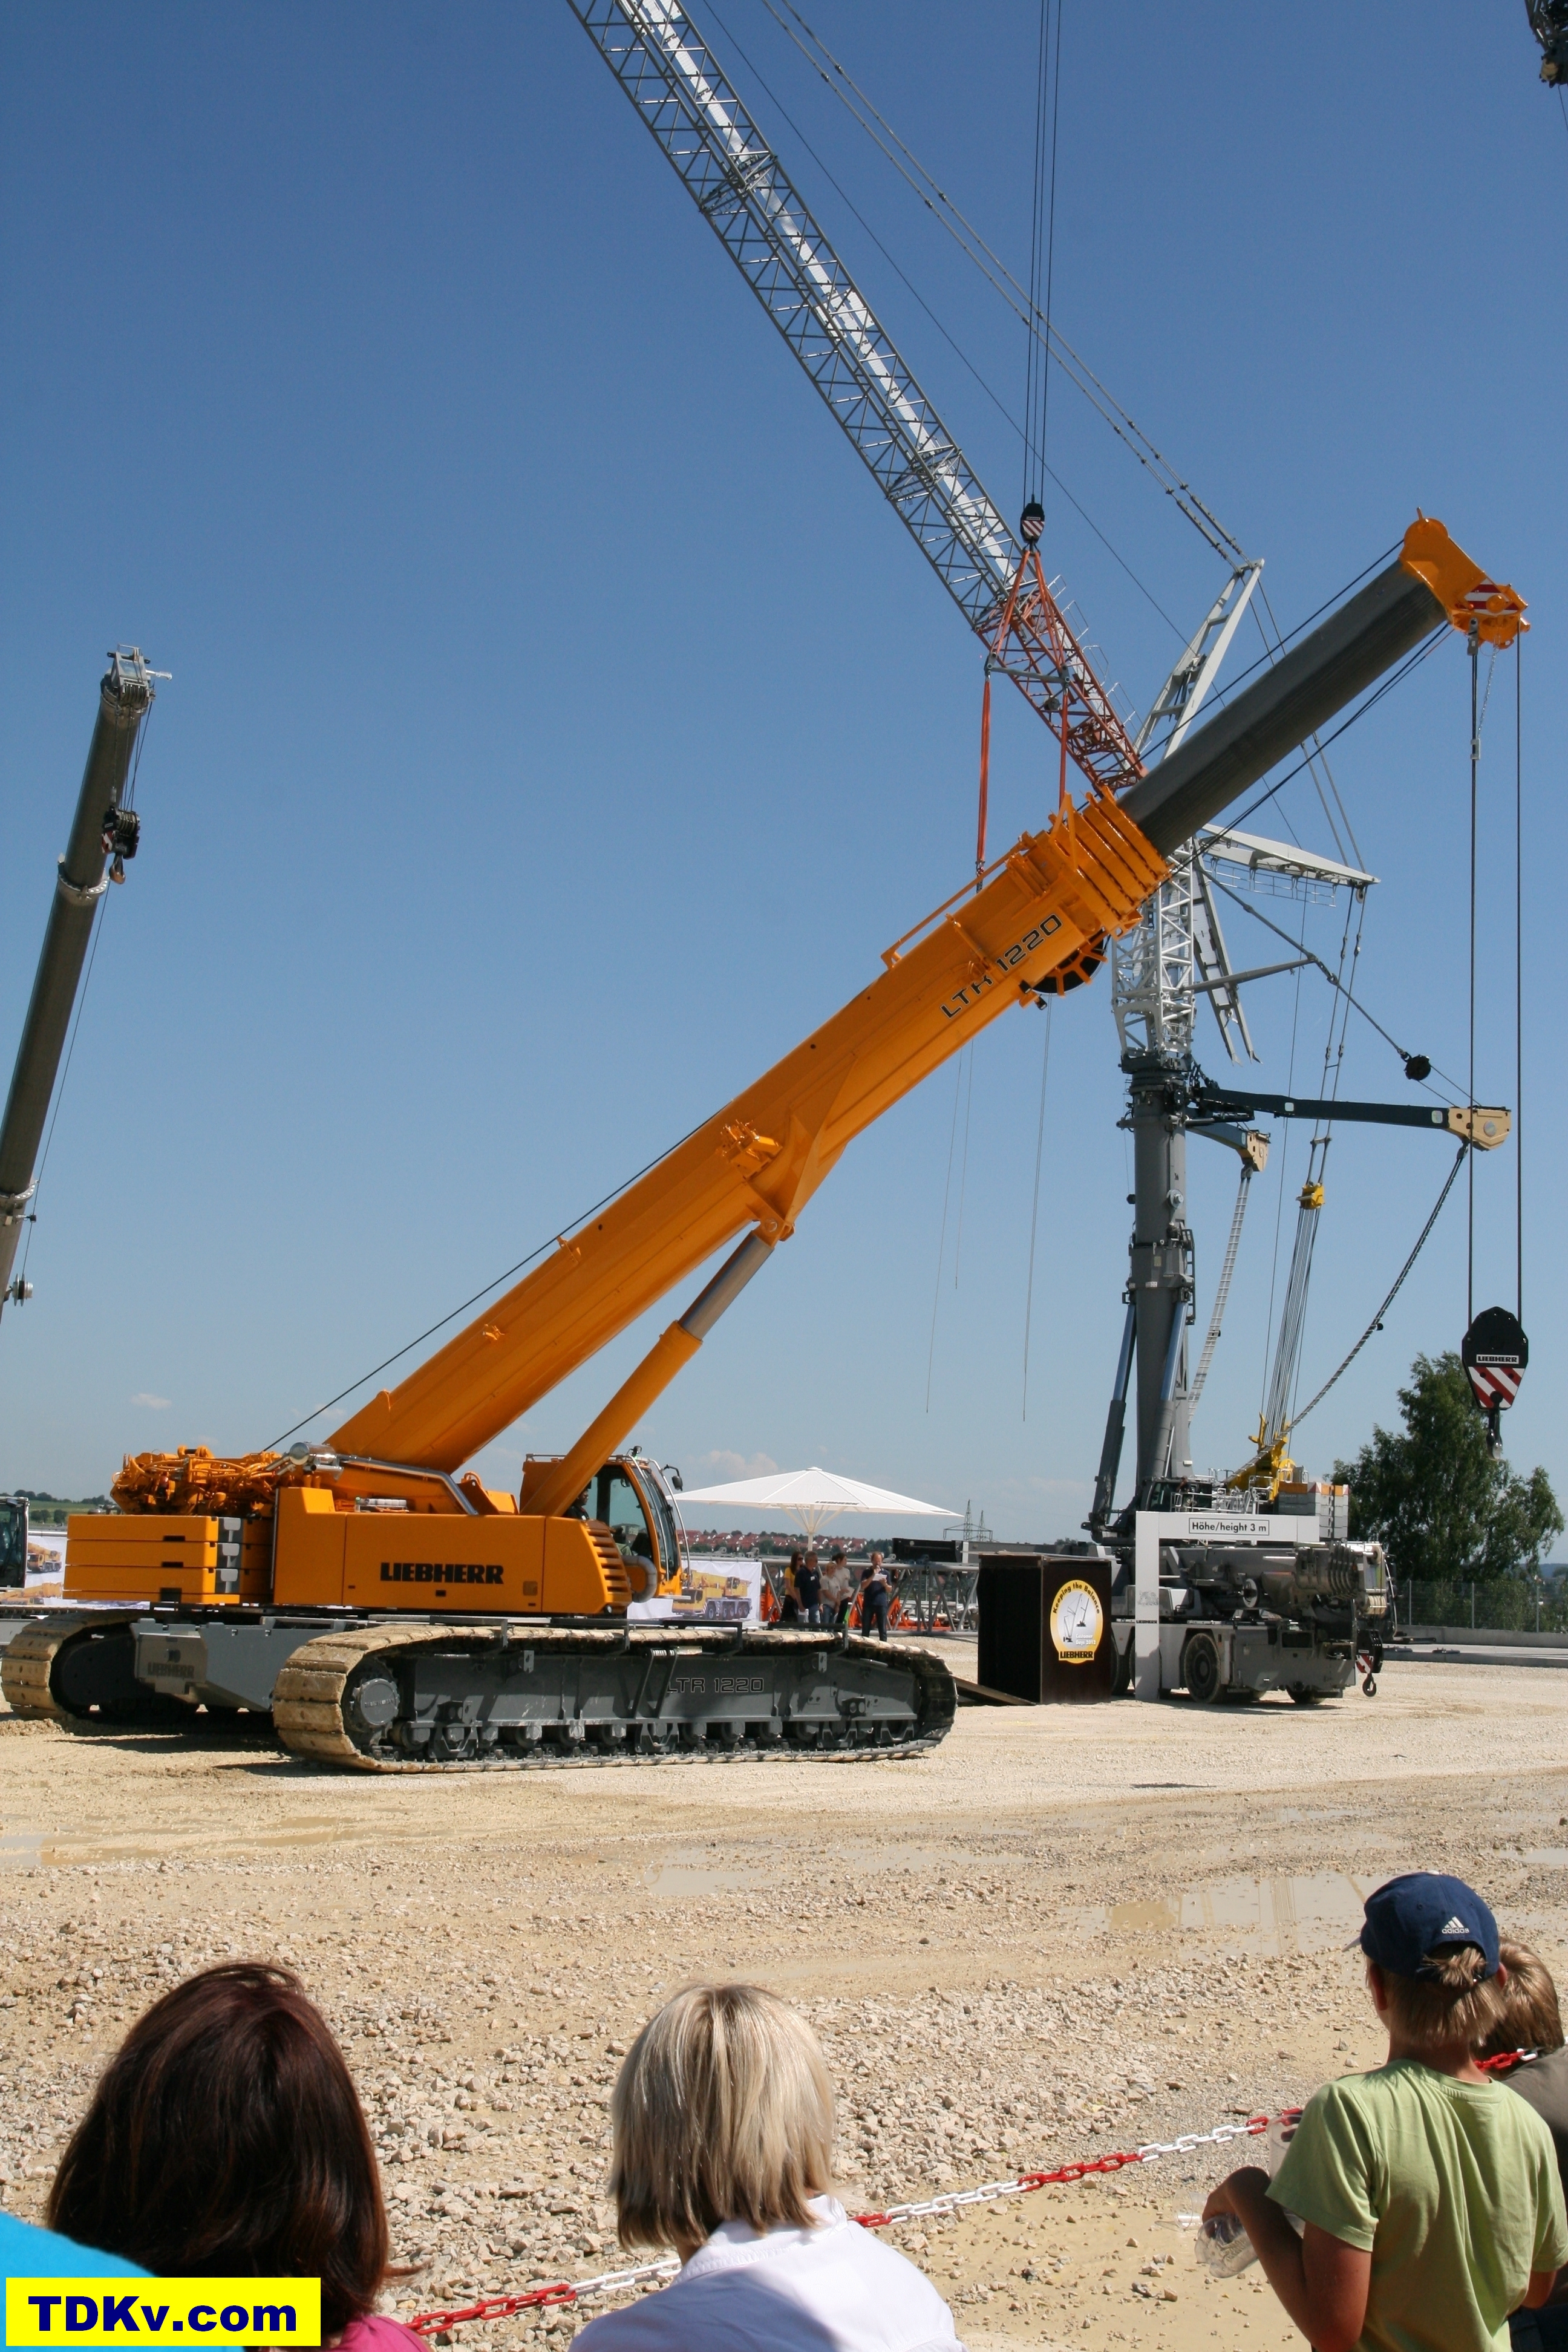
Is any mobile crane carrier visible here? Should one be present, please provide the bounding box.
[1,520,1511,1769]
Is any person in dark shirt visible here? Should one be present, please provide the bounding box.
[859,1555,891,1640]
[795,1550,822,1628]
[1481,1940,1568,2352]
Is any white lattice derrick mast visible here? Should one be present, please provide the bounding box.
[571,0,1143,794]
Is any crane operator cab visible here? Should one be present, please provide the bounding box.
[536,1450,685,1606]
[0,1495,27,1590]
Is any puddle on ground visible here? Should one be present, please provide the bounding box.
[1524,1849,1568,1867]
[0,1832,45,1871]
[644,1855,772,1896]
[1090,1871,1375,1956]
[644,1841,979,1899]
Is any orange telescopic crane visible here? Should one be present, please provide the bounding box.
[1,519,1511,1768]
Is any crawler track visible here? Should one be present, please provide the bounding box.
[272,1622,956,1772]
[1,1613,188,1727]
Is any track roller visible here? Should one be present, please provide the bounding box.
[273,1624,956,1774]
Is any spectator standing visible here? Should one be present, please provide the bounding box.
[860,1553,892,1640]
[1481,1941,1568,2352]
[796,1549,822,1628]
[576,1983,961,2351]
[821,1548,852,1628]
[47,1964,425,2352]
[780,1552,802,1625]
[1204,1873,1567,2352]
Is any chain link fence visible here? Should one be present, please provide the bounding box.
[1397,1578,1568,1634]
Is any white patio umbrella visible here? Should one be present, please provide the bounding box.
[673,1465,955,1543]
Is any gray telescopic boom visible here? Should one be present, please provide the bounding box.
[0,650,160,1321]
[1124,555,1448,858]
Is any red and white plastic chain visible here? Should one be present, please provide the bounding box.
[410,2112,1276,2335]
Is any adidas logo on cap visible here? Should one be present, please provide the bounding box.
[1440,1916,1470,1936]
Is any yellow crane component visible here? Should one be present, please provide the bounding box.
[332,787,1163,1475]
[0,514,1518,1771]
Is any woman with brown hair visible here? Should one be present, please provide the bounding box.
[48,1963,419,2352]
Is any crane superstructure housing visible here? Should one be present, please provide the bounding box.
[0,519,1512,1769]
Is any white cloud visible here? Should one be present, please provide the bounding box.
[130,1393,171,1410]
[696,1449,779,1480]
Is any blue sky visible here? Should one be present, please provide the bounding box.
[1,1,1561,1543]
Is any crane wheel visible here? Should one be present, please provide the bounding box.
[272,1623,957,1774]
[1180,1632,1224,1705]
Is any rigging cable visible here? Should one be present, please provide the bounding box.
[1188,1157,1252,1412]
[264,1109,718,1449]
[1204,871,1463,1100]
[704,0,1183,634]
[1468,626,1478,1327]
[751,0,1247,563]
[924,1049,967,1413]
[1020,999,1054,1418]
[1516,633,1524,1321]
[1290,1145,1468,1434]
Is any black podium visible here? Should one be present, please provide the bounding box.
[976,1555,1116,1703]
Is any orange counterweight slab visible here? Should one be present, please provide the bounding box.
[64,1512,266,1606]
[273,1487,623,1615]
[331,791,1165,1474]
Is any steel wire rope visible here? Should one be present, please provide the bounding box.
[1221,630,1447,838]
[1278,881,1367,1436]
[1515,635,1524,1321]
[1020,999,1054,1418]
[951,1040,976,1292]
[261,1112,718,1450]
[750,0,1247,564]
[924,1049,967,1413]
[1255,903,1310,1429]
[1289,1143,1469,1434]
[701,0,1184,636]
[1136,543,1403,763]
[1468,630,1478,1327]
[1204,872,1462,1101]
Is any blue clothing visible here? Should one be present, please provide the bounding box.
[0,2211,145,2347]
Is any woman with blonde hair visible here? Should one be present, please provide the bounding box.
[577,1982,961,2350]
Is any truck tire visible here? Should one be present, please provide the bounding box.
[1181,1632,1223,1705]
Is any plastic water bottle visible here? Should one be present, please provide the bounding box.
[1195,2213,1258,2278]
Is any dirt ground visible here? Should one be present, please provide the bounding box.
[1,1648,1565,2352]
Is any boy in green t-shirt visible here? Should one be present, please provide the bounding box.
[1204,1873,1567,2352]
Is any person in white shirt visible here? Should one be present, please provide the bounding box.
[575,1982,963,2352]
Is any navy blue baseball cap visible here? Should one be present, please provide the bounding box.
[1360,1873,1500,1981]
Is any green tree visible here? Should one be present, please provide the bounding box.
[1331,1351,1562,1581]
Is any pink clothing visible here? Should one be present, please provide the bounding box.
[336,2318,428,2352]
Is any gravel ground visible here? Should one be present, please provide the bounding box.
[1,1650,1564,2352]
